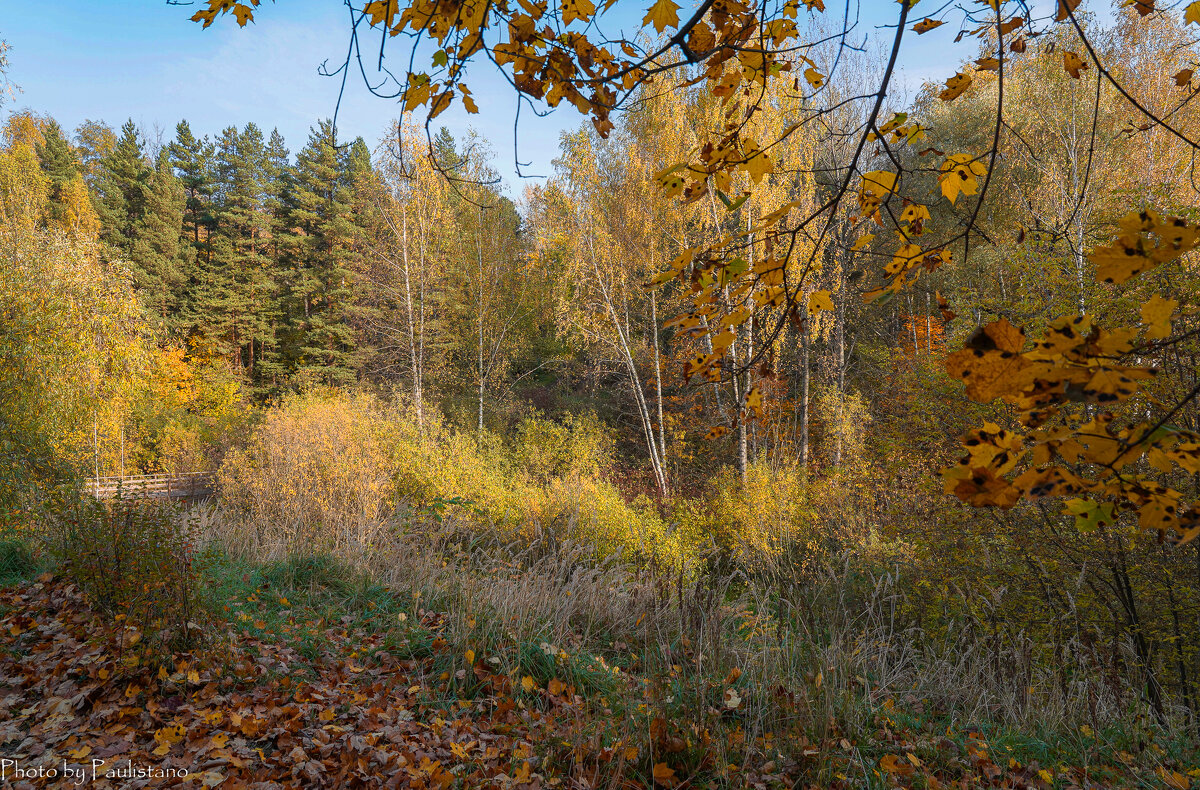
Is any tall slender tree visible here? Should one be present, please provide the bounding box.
[36,120,81,229]
[279,119,360,387]
[132,151,187,338]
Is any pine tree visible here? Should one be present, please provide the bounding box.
[35,120,78,186]
[36,120,81,229]
[344,137,373,185]
[279,119,360,387]
[263,128,290,250]
[95,120,190,340]
[94,120,150,256]
[432,126,461,174]
[132,151,187,338]
[256,128,292,388]
[210,123,278,380]
[168,120,214,249]
[196,125,249,372]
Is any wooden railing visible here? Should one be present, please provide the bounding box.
[85,472,216,501]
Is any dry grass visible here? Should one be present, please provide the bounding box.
[204,500,1175,757]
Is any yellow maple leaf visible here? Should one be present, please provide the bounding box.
[939,154,987,204]
[1188,1,1200,24]
[1083,365,1154,404]
[232,3,254,27]
[859,170,898,212]
[886,243,925,276]
[653,762,677,786]
[1141,294,1177,340]
[880,754,914,776]
[737,139,773,183]
[1092,238,1149,284]
[1065,498,1115,532]
[1055,0,1081,21]
[1157,767,1191,790]
[939,72,973,101]
[913,17,945,34]
[364,0,399,27]
[655,163,688,198]
[851,233,875,251]
[561,0,597,26]
[642,0,680,33]
[521,675,538,692]
[742,150,773,183]
[711,330,736,353]
[744,387,763,419]
[900,203,931,226]
[808,290,834,315]
[154,723,186,748]
[1063,50,1088,79]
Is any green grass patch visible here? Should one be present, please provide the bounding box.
[196,548,422,675]
[0,538,41,587]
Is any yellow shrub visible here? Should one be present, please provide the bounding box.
[512,412,614,483]
[540,478,695,569]
[218,393,688,567]
[219,392,403,557]
[704,463,817,560]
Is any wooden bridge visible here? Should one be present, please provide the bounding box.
[85,472,217,501]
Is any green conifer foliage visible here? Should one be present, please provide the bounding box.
[168,120,213,249]
[280,119,360,387]
[94,120,188,339]
[95,120,150,255]
[208,123,279,381]
[35,120,81,228]
[35,119,78,186]
[132,151,187,338]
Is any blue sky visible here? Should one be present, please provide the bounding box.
[1,0,1031,190]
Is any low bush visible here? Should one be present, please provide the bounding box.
[41,491,207,659]
[512,411,614,484]
[218,391,408,557]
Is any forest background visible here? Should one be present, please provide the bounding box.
[2,1,1200,787]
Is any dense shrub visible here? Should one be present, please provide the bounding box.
[219,392,409,556]
[512,411,614,483]
[218,392,698,567]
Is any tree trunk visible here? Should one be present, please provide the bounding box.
[477,207,485,436]
[649,290,669,495]
[833,257,846,467]
[800,315,810,468]
[400,204,424,431]
[586,235,667,496]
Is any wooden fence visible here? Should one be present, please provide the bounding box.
[85,472,216,501]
